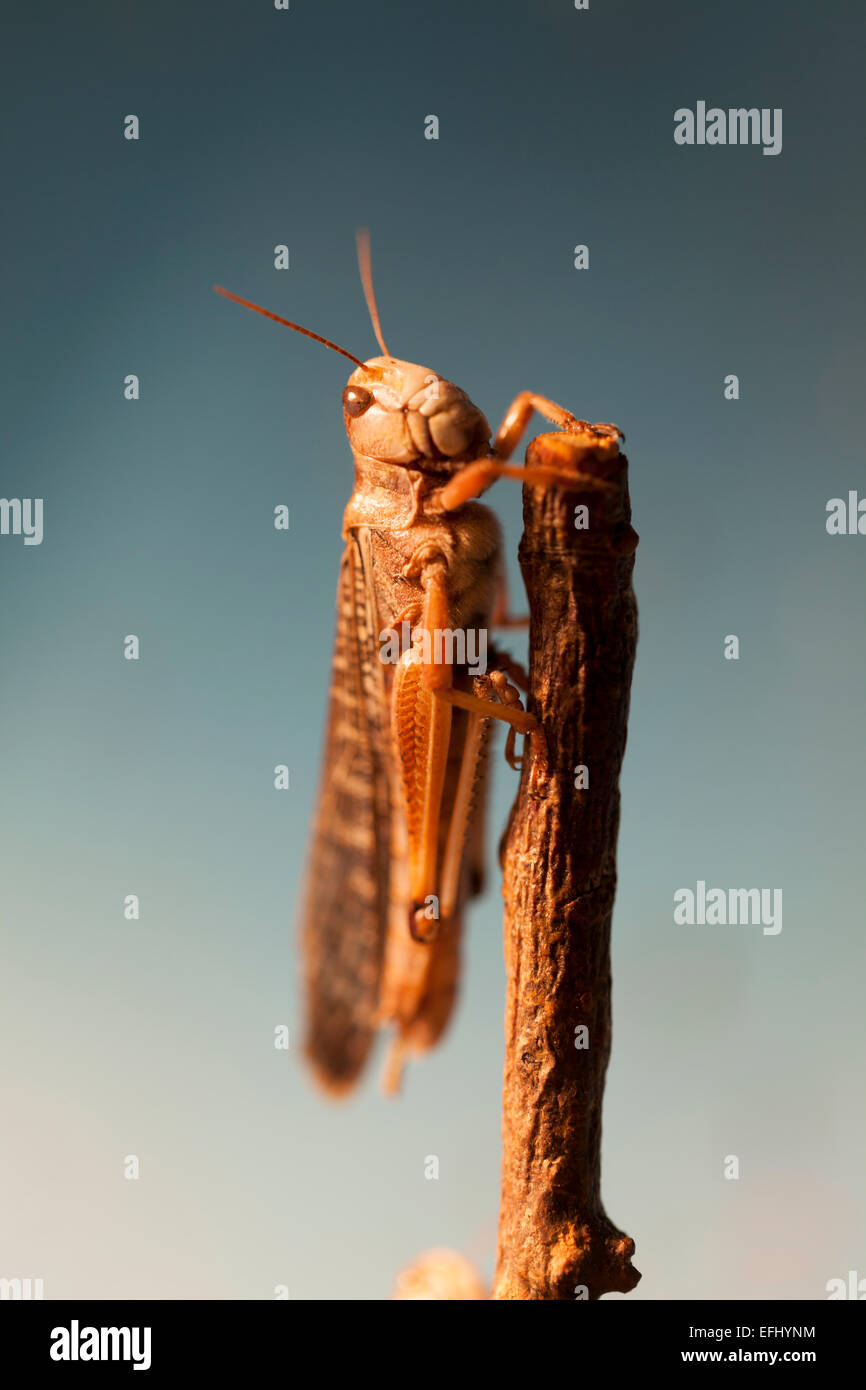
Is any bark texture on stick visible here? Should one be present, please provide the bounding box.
[492,430,640,1301]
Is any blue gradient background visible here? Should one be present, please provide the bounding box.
[1,0,863,1299]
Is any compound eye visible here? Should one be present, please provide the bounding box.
[342,385,373,418]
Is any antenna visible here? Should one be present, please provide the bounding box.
[356,228,392,359]
[213,286,382,375]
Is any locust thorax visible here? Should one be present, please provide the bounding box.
[342,357,491,468]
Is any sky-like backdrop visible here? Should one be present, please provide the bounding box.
[1,0,864,1299]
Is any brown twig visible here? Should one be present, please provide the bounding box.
[492,429,640,1301]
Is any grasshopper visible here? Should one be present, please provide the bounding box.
[215,233,620,1095]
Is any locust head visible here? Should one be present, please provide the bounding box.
[342,357,490,467]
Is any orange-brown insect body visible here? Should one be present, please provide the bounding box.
[304,354,504,1094]
[215,236,620,1096]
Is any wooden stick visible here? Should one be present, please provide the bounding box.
[492,430,640,1301]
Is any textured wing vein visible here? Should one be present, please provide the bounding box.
[301,536,391,1093]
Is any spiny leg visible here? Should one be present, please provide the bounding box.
[437,707,488,923]
[437,669,533,918]
[438,392,622,512]
[392,645,453,944]
[397,670,537,939]
[394,544,538,940]
[433,683,535,734]
[494,390,621,461]
[439,456,578,511]
[474,671,531,770]
[395,545,458,941]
